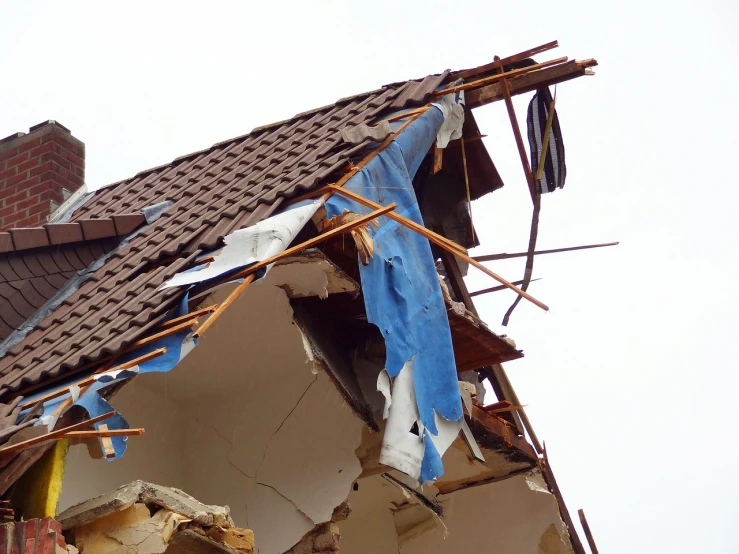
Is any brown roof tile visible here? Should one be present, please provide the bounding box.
[9,228,49,251]
[0,72,459,396]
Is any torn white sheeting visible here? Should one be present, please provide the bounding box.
[160,198,324,289]
[379,362,462,481]
[377,370,392,420]
[432,91,465,149]
[379,361,424,480]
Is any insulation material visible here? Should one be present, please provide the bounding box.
[432,90,465,148]
[161,199,324,289]
[11,438,70,519]
[326,106,463,483]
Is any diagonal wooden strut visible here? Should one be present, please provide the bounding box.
[325,186,548,312]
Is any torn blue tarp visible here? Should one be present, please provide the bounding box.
[325,104,463,483]
[21,294,196,460]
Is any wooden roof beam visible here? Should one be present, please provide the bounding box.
[466,59,598,109]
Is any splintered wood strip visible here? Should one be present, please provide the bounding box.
[473,242,619,262]
[466,59,597,109]
[460,136,474,242]
[454,40,559,80]
[381,107,428,124]
[194,274,256,338]
[61,428,145,439]
[469,278,536,297]
[97,424,116,458]
[433,145,443,174]
[495,56,536,201]
[540,446,588,554]
[326,187,548,311]
[326,186,466,255]
[578,509,601,554]
[127,320,196,350]
[433,56,569,98]
[0,412,115,456]
[535,97,558,182]
[20,348,167,409]
[159,305,218,329]
[194,204,398,338]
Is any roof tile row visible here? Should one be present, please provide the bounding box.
[0,214,145,254]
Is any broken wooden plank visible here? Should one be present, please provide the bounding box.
[466,59,598,109]
[327,186,549,311]
[62,428,145,439]
[433,144,443,174]
[473,241,619,262]
[128,320,196,350]
[540,446,588,554]
[434,56,569,98]
[535,96,558,182]
[0,412,115,456]
[469,278,539,297]
[578,509,600,554]
[194,275,256,339]
[160,305,218,329]
[454,40,559,80]
[20,348,167,409]
[97,424,116,459]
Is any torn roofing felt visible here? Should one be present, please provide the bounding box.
[324,105,463,483]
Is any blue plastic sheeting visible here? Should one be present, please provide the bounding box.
[325,107,462,482]
[115,294,196,374]
[26,294,196,460]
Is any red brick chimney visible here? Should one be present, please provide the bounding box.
[0,121,85,232]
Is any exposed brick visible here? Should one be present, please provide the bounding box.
[14,137,43,154]
[2,190,28,207]
[0,518,70,554]
[28,161,54,178]
[4,151,30,169]
[0,122,84,232]
[0,166,17,180]
[27,201,51,218]
[13,215,47,229]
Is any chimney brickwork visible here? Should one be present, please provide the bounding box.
[0,121,85,232]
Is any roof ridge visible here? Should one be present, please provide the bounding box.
[0,213,146,255]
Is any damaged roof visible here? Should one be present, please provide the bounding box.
[0,71,502,397]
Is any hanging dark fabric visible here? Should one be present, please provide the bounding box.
[527,87,566,194]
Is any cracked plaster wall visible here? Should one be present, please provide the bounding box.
[60,281,365,554]
[339,472,573,554]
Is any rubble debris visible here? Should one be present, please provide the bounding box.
[166,529,252,554]
[0,517,78,554]
[282,502,350,554]
[57,482,254,554]
[58,481,233,530]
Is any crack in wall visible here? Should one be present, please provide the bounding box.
[255,376,318,483]
[194,416,257,480]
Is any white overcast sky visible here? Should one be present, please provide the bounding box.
[3,1,738,552]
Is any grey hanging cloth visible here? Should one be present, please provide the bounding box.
[527,87,566,194]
